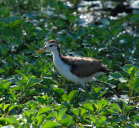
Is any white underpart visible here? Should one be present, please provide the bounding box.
[51,50,94,86]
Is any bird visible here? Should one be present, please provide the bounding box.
[38,40,109,87]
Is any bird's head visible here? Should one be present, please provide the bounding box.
[44,40,59,52]
[37,40,59,54]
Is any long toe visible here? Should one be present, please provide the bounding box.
[78,88,86,92]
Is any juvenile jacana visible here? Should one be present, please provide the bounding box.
[39,40,109,87]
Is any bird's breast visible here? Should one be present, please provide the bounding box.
[53,55,81,83]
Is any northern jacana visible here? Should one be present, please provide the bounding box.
[39,40,109,87]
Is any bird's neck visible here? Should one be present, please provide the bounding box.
[51,47,62,63]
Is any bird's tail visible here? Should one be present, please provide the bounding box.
[101,64,110,74]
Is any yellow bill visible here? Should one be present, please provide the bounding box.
[36,48,45,54]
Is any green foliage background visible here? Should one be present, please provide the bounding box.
[0,0,139,127]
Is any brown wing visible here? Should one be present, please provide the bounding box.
[61,56,109,77]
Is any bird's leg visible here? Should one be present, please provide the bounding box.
[78,82,86,92]
[81,82,86,88]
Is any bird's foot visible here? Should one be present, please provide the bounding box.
[78,88,86,92]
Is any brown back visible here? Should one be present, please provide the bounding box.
[61,56,109,77]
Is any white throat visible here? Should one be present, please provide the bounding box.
[51,49,66,72]
[51,49,61,64]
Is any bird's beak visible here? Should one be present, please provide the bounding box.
[36,48,46,54]
[36,44,49,54]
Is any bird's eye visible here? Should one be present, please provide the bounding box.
[49,45,53,47]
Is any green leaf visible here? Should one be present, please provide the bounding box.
[59,114,74,126]
[122,64,137,75]
[68,90,78,102]
[0,7,10,17]
[109,103,122,113]
[83,102,94,112]
[56,108,67,121]
[53,87,65,96]
[3,104,10,111]
[128,77,139,92]
[0,117,18,125]
[42,121,61,128]
[96,116,107,127]
[62,94,68,102]
[80,108,87,116]
[95,99,108,111]
[0,79,11,90]
[130,14,139,24]
[72,108,80,116]
[110,72,123,79]
[133,115,139,122]
[0,68,5,73]
[38,107,52,115]
[62,90,78,103]
[90,115,107,127]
